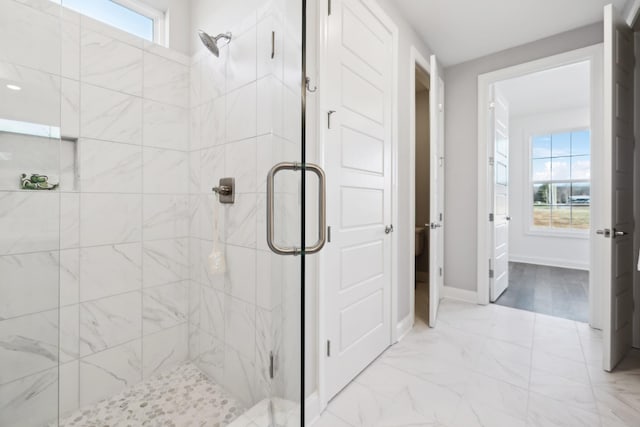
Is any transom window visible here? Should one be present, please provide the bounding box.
[531,130,590,231]
[51,0,164,43]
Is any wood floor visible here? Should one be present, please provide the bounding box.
[495,262,589,322]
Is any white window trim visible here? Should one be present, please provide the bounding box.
[112,0,167,45]
[524,126,591,239]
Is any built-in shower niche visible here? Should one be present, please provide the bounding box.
[0,121,78,192]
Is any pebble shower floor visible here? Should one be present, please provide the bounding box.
[52,363,243,427]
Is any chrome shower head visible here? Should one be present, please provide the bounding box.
[198,30,232,57]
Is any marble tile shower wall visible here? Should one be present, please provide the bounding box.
[0,1,190,425]
[188,0,302,409]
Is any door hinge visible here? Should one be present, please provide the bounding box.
[328,0,332,15]
[327,226,332,243]
[439,267,443,277]
[489,213,494,222]
[489,156,494,166]
[489,269,494,279]
[326,340,331,357]
[269,351,275,379]
[439,213,443,222]
[439,156,444,167]
[327,110,336,129]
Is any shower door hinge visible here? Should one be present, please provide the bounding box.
[269,351,275,379]
[327,226,332,243]
[439,213,443,222]
[326,340,331,357]
[489,156,494,166]
[439,267,443,277]
[328,0,332,15]
[489,213,494,222]
[489,258,494,279]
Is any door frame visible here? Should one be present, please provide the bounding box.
[315,0,399,410]
[476,45,604,329]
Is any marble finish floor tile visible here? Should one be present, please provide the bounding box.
[314,299,640,427]
[54,362,243,427]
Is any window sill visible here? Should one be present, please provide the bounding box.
[525,228,590,240]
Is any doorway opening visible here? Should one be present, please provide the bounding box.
[477,47,604,327]
[414,65,431,325]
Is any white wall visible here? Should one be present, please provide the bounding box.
[443,23,603,292]
[508,108,590,270]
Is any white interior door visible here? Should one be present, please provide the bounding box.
[428,55,445,327]
[490,87,510,302]
[602,3,635,371]
[324,0,393,399]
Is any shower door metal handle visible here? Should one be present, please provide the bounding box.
[267,162,327,256]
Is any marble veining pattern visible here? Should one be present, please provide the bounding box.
[314,299,640,427]
[55,362,243,427]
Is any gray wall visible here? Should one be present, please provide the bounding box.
[443,23,603,292]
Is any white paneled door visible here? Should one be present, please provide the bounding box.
[490,87,510,302]
[324,0,393,400]
[429,54,445,327]
[602,4,635,371]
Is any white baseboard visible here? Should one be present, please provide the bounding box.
[509,254,589,271]
[396,314,413,341]
[442,286,477,304]
[305,392,320,425]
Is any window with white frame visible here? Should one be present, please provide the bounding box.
[51,0,165,44]
[530,129,590,232]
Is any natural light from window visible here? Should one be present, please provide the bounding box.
[531,130,590,231]
[50,0,154,41]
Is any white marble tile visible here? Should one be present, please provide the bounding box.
[532,348,591,385]
[79,291,142,356]
[225,295,256,360]
[142,323,188,378]
[80,14,144,48]
[59,360,79,418]
[225,138,257,193]
[143,40,190,65]
[472,338,531,389]
[463,372,528,420]
[256,250,283,310]
[451,400,527,427]
[143,147,189,194]
[79,339,142,407]
[256,135,296,194]
[61,20,80,80]
[199,239,227,289]
[189,150,202,193]
[0,251,59,319]
[313,412,353,427]
[223,346,257,408]
[0,0,60,74]
[227,82,257,143]
[227,26,257,92]
[143,282,188,334]
[200,285,225,340]
[225,194,258,248]
[59,304,80,363]
[527,390,601,427]
[79,138,142,193]
[190,58,202,108]
[200,46,226,104]
[80,193,142,246]
[225,245,257,304]
[593,384,640,427]
[196,330,224,383]
[0,61,61,129]
[0,367,58,427]
[282,34,301,93]
[80,83,142,145]
[200,145,226,193]
[80,243,142,301]
[60,248,80,306]
[0,309,59,385]
[143,238,189,288]
[61,77,80,139]
[326,382,392,427]
[200,96,226,148]
[81,28,143,95]
[143,52,189,108]
[256,76,284,137]
[0,192,59,255]
[60,193,80,249]
[533,320,585,363]
[530,368,598,413]
[282,86,300,143]
[143,100,189,150]
[143,194,189,240]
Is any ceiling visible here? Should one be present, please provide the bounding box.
[394,0,630,66]
[495,61,590,117]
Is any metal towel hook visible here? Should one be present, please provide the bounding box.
[305,77,317,93]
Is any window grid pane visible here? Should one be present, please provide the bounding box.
[530,130,590,231]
